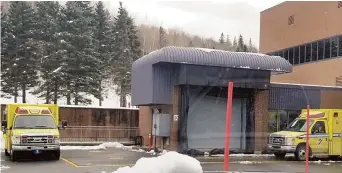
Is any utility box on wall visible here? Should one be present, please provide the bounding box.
[152,113,171,137]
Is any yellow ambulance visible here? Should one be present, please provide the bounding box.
[1,104,67,162]
[268,109,342,161]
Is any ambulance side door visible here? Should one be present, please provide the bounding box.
[311,121,329,154]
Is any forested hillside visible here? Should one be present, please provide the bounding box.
[1,1,258,107]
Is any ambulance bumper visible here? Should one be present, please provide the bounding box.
[268,144,296,153]
[12,145,60,151]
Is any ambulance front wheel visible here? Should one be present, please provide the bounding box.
[5,149,10,156]
[295,144,312,161]
[10,150,18,162]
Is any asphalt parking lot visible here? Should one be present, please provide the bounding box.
[1,148,342,173]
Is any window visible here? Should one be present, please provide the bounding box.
[289,48,294,64]
[294,47,300,64]
[305,43,312,62]
[331,37,338,58]
[318,40,324,60]
[339,36,342,56]
[284,49,289,60]
[338,1,342,8]
[324,38,331,59]
[278,51,284,58]
[312,42,318,61]
[266,35,342,65]
[288,15,294,25]
[311,121,326,134]
[299,45,305,63]
[268,110,300,133]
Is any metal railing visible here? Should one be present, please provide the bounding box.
[59,126,139,143]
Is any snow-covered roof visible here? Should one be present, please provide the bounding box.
[133,46,292,73]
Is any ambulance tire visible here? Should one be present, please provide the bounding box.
[52,150,60,160]
[295,144,311,161]
[11,151,17,162]
[5,149,10,156]
[274,152,286,159]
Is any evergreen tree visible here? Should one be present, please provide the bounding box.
[158,26,168,48]
[226,34,232,50]
[1,2,40,103]
[188,40,194,47]
[236,34,246,52]
[94,1,112,106]
[232,36,238,51]
[219,32,225,44]
[1,12,18,101]
[111,2,141,107]
[61,1,101,105]
[248,38,253,53]
[33,1,64,104]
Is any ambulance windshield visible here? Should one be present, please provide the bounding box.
[285,119,314,132]
[13,115,57,129]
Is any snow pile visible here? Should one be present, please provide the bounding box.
[313,160,322,164]
[239,161,253,164]
[131,149,145,153]
[238,161,261,164]
[112,151,203,173]
[60,145,106,150]
[60,142,134,151]
[0,165,10,171]
[1,131,4,152]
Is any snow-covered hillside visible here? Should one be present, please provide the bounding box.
[0,80,132,108]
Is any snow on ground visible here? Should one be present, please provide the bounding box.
[110,151,203,173]
[238,161,261,164]
[0,165,10,171]
[212,154,275,157]
[60,142,133,151]
[0,80,134,108]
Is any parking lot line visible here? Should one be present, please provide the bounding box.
[61,157,79,168]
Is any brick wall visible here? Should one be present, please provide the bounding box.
[138,106,152,145]
[320,90,342,109]
[137,86,181,150]
[169,86,180,151]
[254,90,269,153]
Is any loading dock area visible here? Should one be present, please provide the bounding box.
[132,46,292,153]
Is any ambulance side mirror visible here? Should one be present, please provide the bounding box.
[62,120,68,127]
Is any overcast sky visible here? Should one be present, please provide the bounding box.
[102,0,284,47]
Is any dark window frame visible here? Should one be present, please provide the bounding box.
[265,34,342,65]
[338,36,342,57]
[331,37,338,58]
[299,45,306,64]
[305,43,312,62]
[324,38,331,59]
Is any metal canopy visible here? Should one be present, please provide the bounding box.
[133,46,292,73]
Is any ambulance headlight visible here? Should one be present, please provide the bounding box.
[11,136,20,144]
[286,137,294,145]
